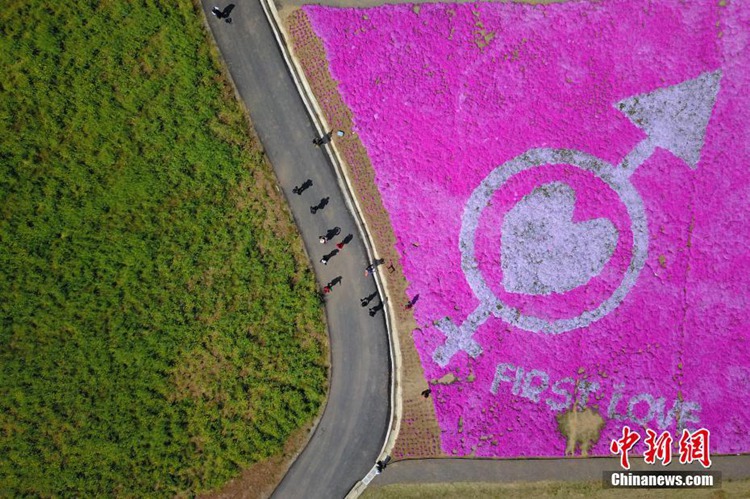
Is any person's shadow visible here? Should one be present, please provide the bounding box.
[360,291,378,307]
[369,301,385,316]
[323,249,339,260]
[314,131,333,146]
[310,197,330,214]
[221,4,235,20]
[325,226,341,240]
[293,179,313,195]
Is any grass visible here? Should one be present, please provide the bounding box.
[0,0,327,496]
[363,480,750,499]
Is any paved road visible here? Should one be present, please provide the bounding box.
[199,2,390,498]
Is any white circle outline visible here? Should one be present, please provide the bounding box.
[460,148,649,334]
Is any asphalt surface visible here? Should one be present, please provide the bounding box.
[199,2,390,498]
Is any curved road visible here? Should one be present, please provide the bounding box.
[199,2,390,498]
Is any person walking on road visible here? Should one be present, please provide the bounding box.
[313,131,333,147]
[324,276,342,294]
[211,4,235,23]
[336,233,353,250]
[368,300,384,317]
[322,226,341,242]
[320,249,338,266]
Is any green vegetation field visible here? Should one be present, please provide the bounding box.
[0,0,327,495]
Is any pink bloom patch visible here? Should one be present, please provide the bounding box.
[305,0,750,457]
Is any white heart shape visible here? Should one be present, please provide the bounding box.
[501,182,618,296]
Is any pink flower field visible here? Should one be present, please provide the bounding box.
[305,0,750,457]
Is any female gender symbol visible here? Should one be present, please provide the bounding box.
[433,70,721,367]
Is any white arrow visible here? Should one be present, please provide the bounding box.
[615,70,722,178]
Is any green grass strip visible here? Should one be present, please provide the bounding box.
[0,0,326,495]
